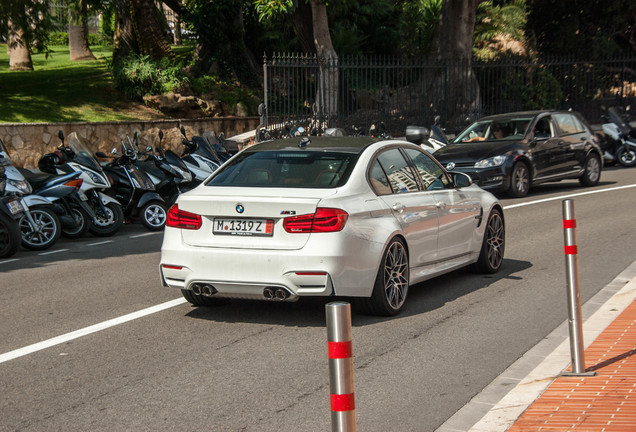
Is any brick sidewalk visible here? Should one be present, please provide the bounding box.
[506,298,636,432]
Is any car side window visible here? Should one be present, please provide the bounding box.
[402,148,450,190]
[553,113,584,135]
[369,160,392,195]
[533,117,553,138]
[375,148,419,194]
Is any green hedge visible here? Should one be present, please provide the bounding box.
[48,32,112,47]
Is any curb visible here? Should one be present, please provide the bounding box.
[435,259,636,432]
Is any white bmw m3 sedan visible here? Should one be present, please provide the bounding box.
[160,135,505,316]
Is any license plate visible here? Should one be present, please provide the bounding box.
[213,218,274,236]
[6,199,24,215]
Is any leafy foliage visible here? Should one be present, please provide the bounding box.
[112,54,189,100]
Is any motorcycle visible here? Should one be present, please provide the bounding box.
[1,138,62,251]
[133,131,195,207]
[601,105,636,167]
[178,126,221,183]
[405,115,450,153]
[0,163,22,258]
[96,136,168,231]
[44,131,124,236]
[17,167,92,239]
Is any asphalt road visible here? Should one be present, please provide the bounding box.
[2,166,636,432]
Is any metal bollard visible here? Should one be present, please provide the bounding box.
[326,302,357,432]
[561,199,595,377]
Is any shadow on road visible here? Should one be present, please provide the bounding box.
[184,258,532,327]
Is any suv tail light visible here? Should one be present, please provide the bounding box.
[283,208,348,233]
[166,204,202,230]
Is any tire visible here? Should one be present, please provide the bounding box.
[616,145,636,167]
[89,202,124,237]
[471,208,505,274]
[181,289,229,307]
[140,201,167,231]
[507,162,530,197]
[19,206,61,251]
[358,237,409,316]
[61,206,91,239]
[579,153,601,186]
[0,212,21,258]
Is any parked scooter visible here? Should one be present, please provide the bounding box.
[134,131,195,207]
[44,131,124,236]
[0,163,22,258]
[1,138,62,250]
[178,126,221,183]
[96,136,168,231]
[601,105,636,167]
[405,115,450,153]
[17,167,92,239]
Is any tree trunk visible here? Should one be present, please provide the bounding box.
[309,0,338,126]
[291,1,315,54]
[436,0,482,128]
[8,18,33,71]
[69,0,96,61]
[113,0,173,63]
[173,14,182,46]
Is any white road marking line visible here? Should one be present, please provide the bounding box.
[87,240,114,246]
[0,258,19,265]
[503,184,636,210]
[0,298,187,364]
[130,232,161,239]
[38,249,69,255]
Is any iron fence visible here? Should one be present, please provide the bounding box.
[262,53,636,137]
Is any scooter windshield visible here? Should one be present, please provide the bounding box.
[0,137,13,166]
[67,132,104,172]
[197,134,222,164]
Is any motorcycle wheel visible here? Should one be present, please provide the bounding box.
[0,212,21,258]
[89,202,124,237]
[19,206,61,251]
[140,201,167,231]
[61,206,91,239]
[617,145,636,167]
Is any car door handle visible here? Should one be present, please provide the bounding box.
[436,202,446,209]
[392,203,405,213]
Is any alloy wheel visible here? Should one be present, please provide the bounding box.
[382,241,409,310]
[485,212,505,270]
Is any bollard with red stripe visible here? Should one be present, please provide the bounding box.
[326,302,356,432]
[561,199,594,376]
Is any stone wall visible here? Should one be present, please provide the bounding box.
[0,117,260,168]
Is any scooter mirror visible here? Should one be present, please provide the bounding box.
[111,148,117,155]
[145,146,152,153]
[58,130,65,141]
[180,126,187,137]
[159,130,164,141]
[95,151,108,158]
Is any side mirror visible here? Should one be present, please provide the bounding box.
[110,148,118,155]
[145,146,152,152]
[58,130,65,142]
[453,172,473,188]
[180,126,186,137]
[159,130,164,140]
[95,151,107,158]
[405,126,430,145]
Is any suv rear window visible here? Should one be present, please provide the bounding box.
[206,151,358,188]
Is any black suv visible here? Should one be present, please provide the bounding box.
[432,110,603,197]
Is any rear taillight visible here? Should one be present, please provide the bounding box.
[64,178,83,191]
[166,204,202,230]
[283,208,348,233]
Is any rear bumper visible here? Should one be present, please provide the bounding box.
[160,227,384,300]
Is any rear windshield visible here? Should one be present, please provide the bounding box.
[206,150,358,188]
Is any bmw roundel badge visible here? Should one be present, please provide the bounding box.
[446,162,456,171]
[236,204,244,214]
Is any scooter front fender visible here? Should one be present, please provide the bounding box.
[137,192,165,209]
[98,191,121,206]
[21,194,53,208]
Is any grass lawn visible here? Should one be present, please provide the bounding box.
[0,45,165,123]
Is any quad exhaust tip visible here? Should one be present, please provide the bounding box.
[263,287,292,300]
[191,283,217,297]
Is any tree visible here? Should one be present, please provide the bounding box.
[112,0,173,64]
[1,0,53,71]
[68,0,96,61]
